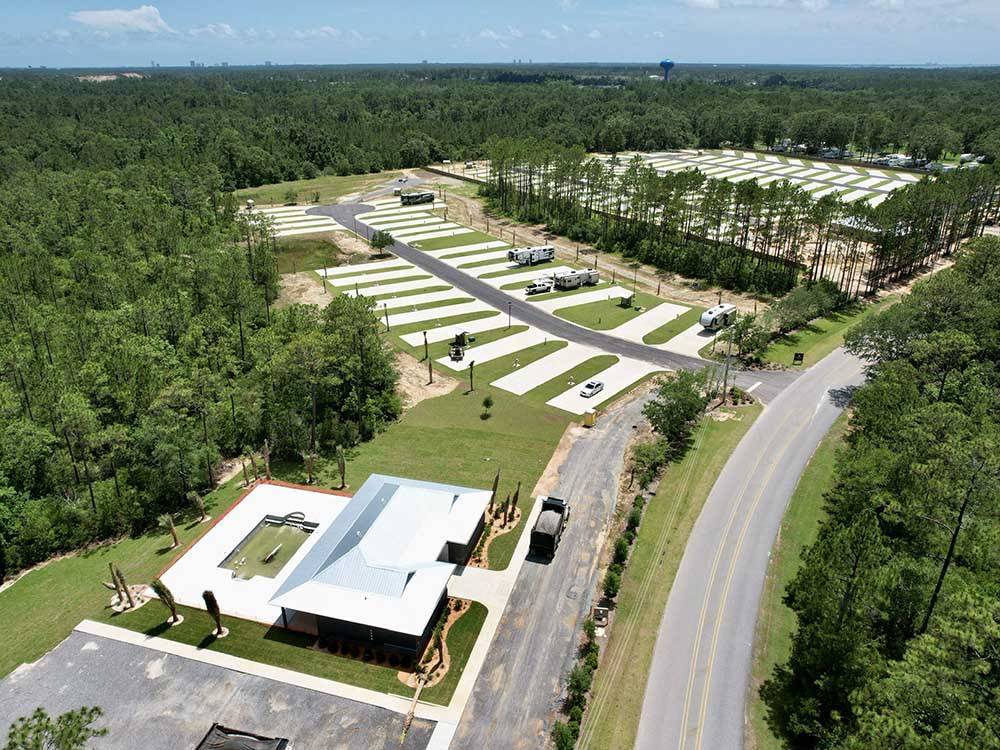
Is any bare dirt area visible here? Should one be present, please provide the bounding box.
[395,351,459,409]
[277,272,330,308]
[428,183,765,312]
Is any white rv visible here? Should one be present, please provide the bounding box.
[700,303,738,331]
[508,245,556,266]
[554,269,600,291]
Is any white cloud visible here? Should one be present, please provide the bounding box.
[653,30,665,38]
[684,0,722,7]
[188,23,238,40]
[293,26,341,40]
[69,5,174,33]
[559,0,578,9]
[561,23,574,33]
[541,28,557,39]
[507,26,524,39]
[870,0,904,7]
[801,0,828,8]
[587,29,603,38]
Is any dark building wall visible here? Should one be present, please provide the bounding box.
[447,512,486,564]
[287,592,448,657]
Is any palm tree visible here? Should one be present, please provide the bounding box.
[150,578,180,624]
[202,590,224,636]
[335,445,347,489]
[158,513,179,549]
[187,491,206,522]
[489,469,500,514]
[114,565,135,609]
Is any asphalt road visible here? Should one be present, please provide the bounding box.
[310,203,797,403]
[0,631,434,750]
[634,347,865,750]
[449,392,653,750]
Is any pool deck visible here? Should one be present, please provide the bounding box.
[160,483,350,627]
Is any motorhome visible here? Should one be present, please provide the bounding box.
[700,303,738,331]
[400,191,435,206]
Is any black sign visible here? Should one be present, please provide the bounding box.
[793,352,805,365]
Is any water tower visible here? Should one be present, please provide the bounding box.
[660,59,675,82]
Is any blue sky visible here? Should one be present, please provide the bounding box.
[1,1,996,68]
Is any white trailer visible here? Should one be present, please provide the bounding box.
[507,245,556,266]
[700,303,738,330]
[554,269,599,290]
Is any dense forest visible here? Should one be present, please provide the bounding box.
[762,236,1000,749]
[483,139,999,295]
[0,164,400,582]
[2,65,1000,189]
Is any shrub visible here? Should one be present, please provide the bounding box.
[613,535,630,565]
[551,721,577,750]
[604,570,621,600]
[627,507,643,532]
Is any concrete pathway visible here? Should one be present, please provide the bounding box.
[345,277,449,298]
[656,322,719,358]
[606,302,689,343]
[490,343,604,396]
[386,301,495,328]
[436,328,554,370]
[546,358,665,414]
[398,314,506,346]
[319,258,411,277]
[325,267,428,288]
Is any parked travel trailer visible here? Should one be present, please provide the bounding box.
[553,269,599,290]
[400,191,435,206]
[507,245,555,266]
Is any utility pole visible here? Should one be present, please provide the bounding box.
[383,304,390,332]
[469,360,475,392]
[507,301,512,329]
[422,331,428,361]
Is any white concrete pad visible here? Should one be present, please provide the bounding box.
[398,313,506,346]
[546,358,665,414]
[469,260,520,277]
[490,343,605,395]
[393,223,463,240]
[324,267,426,288]
[276,226,341,238]
[605,302,689,343]
[318,258,410,277]
[160,483,350,625]
[343,277,447,298]
[386,300,495,328]
[435,240,509,256]
[366,216,445,230]
[842,189,874,202]
[655,321,718,357]
[868,193,890,207]
[531,285,631,313]
[379,290,471,310]
[437,328,554,370]
[405,227,476,243]
[358,203,444,219]
[445,250,511,267]
[811,185,841,198]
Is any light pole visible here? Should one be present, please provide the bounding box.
[469,360,475,392]
[507,301,512,329]
[422,331,428,361]
[383,304,390,332]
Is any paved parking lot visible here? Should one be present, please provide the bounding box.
[0,632,434,750]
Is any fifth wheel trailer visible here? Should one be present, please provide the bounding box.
[700,303,737,330]
[507,245,556,266]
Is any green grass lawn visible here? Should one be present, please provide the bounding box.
[412,230,499,252]
[0,477,245,678]
[763,295,898,367]
[236,172,396,206]
[97,600,414,698]
[555,292,663,331]
[420,602,489,705]
[579,404,763,750]
[349,274,433,291]
[642,306,705,345]
[748,412,850,750]
[275,237,345,275]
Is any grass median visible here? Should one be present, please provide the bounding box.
[578,403,763,750]
[747,411,850,750]
[555,292,663,331]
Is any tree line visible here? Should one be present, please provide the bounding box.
[483,138,1000,295]
[761,236,1000,749]
[2,66,1000,193]
[0,164,399,582]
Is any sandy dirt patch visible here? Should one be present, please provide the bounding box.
[395,351,459,409]
[276,272,330,308]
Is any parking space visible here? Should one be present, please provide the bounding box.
[545,358,664,415]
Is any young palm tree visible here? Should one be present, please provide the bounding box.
[489,469,500,514]
[187,491,206,522]
[158,513,179,548]
[114,565,135,609]
[336,445,347,489]
[202,590,223,636]
[150,578,180,624]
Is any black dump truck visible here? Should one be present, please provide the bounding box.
[529,496,570,557]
